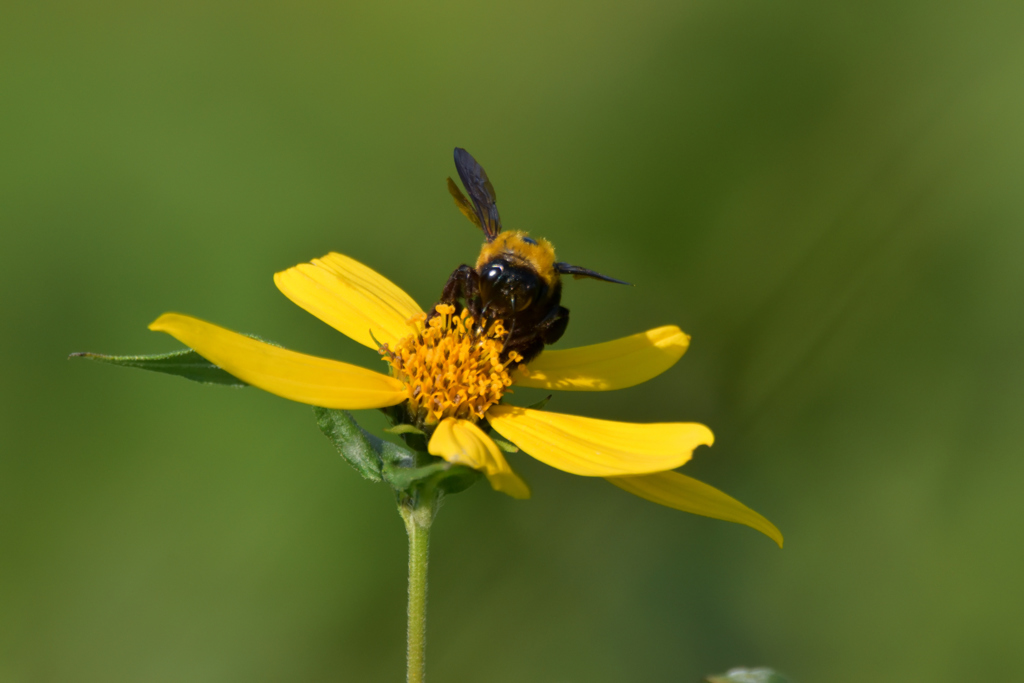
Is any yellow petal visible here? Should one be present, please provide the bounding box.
[274,252,424,349]
[486,405,713,477]
[513,326,690,391]
[607,471,783,547]
[148,313,407,409]
[428,418,530,499]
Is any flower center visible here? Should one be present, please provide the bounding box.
[380,304,522,427]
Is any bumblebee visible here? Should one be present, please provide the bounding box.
[438,147,628,365]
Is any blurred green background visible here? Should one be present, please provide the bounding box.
[2,0,1023,681]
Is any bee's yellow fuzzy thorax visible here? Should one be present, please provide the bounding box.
[476,231,558,287]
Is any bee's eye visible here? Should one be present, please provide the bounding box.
[483,263,504,283]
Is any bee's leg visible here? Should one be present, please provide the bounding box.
[512,337,547,366]
[434,265,482,318]
[539,306,570,345]
[504,307,569,366]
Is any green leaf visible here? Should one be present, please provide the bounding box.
[706,668,791,683]
[313,407,414,483]
[70,349,246,386]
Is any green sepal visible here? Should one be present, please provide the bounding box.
[382,461,448,490]
[706,668,791,683]
[70,349,246,387]
[318,407,482,496]
[384,424,427,436]
[381,405,430,452]
[382,460,481,494]
[492,436,519,453]
[527,394,553,410]
[313,407,415,483]
[435,466,482,494]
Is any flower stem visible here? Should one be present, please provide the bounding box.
[401,491,435,683]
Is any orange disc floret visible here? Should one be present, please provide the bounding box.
[381,305,522,426]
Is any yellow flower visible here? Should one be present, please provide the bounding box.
[149,251,781,546]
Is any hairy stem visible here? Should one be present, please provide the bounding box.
[401,491,435,683]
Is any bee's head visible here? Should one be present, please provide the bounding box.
[477,258,546,314]
[475,231,559,313]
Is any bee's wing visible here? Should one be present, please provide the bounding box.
[453,147,502,241]
[447,177,481,229]
[555,262,632,285]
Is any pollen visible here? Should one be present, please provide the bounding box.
[380,304,523,426]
